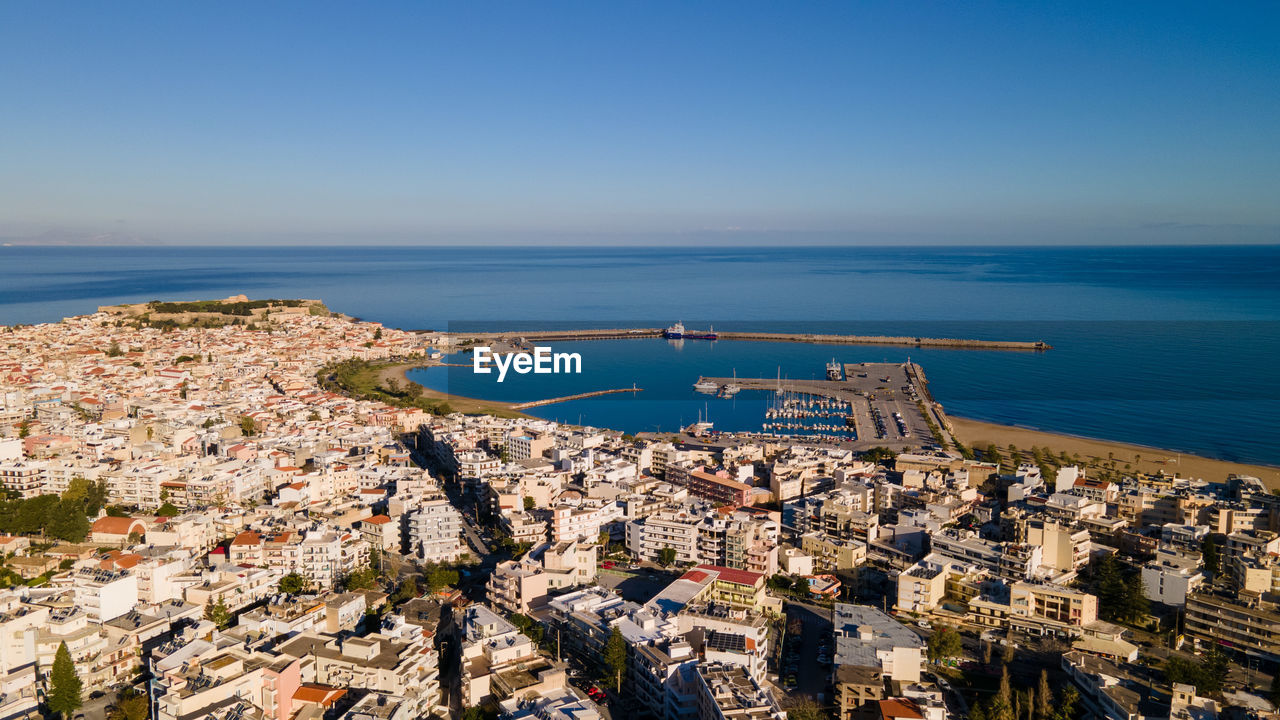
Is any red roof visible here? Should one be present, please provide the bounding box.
[695,564,763,587]
[231,531,262,546]
[878,699,923,720]
[363,515,393,525]
[293,685,347,707]
[90,516,148,537]
[680,570,712,584]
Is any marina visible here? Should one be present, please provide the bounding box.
[695,361,949,449]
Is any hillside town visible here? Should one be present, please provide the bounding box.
[1,300,1279,720]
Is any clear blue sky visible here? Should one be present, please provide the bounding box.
[1,1,1277,245]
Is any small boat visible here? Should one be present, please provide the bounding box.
[720,369,741,397]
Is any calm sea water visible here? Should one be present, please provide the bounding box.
[3,245,1279,464]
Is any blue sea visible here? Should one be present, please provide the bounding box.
[3,245,1279,465]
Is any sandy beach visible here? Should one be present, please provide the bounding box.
[949,416,1280,489]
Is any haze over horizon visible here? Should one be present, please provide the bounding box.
[2,1,1278,246]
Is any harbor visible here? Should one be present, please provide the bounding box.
[692,361,952,450]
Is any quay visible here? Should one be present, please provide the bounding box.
[512,386,643,410]
[447,328,1049,350]
[714,331,1049,351]
[698,362,956,450]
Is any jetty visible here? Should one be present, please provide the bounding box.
[697,361,957,450]
[448,328,1049,351]
[512,386,643,410]
[714,331,1049,350]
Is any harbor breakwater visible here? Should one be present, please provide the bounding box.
[447,328,1050,350]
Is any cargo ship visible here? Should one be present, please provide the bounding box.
[664,322,718,340]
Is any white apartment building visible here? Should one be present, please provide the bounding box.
[551,501,623,544]
[0,461,45,498]
[1142,550,1205,607]
[409,498,466,562]
[627,507,702,564]
[72,566,140,622]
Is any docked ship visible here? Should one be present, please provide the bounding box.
[826,359,843,381]
[664,322,718,340]
[693,377,719,393]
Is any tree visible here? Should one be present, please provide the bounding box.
[509,613,545,643]
[658,547,677,567]
[405,382,423,400]
[462,707,496,720]
[373,328,383,340]
[786,701,825,720]
[982,639,994,664]
[345,566,378,591]
[107,688,149,720]
[985,443,1003,466]
[1093,554,1127,621]
[792,576,810,596]
[1037,669,1052,719]
[279,572,308,594]
[603,626,627,691]
[1199,645,1229,694]
[1201,535,1220,578]
[985,665,1015,720]
[47,641,83,719]
[862,446,898,466]
[1124,573,1150,624]
[425,564,460,592]
[17,420,30,439]
[389,575,418,605]
[927,625,963,663]
[239,415,257,436]
[385,378,400,394]
[204,599,231,629]
[1054,686,1079,720]
[524,496,536,512]
[105,341,124,357]
[61,477,91,504]
[156,501,181,517]
[47,501,91,542]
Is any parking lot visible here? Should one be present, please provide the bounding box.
[596,563,680,604]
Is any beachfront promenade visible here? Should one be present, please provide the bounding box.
[449,328,1050,350]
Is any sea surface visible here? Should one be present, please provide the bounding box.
[3,245,1279,465]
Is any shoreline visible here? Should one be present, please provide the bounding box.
[394,362,1278,486]
[949,416,1280,488]
[378,362,528,418]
